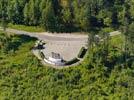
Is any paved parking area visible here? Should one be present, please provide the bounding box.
[42,41,87,61]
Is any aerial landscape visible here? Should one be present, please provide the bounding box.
[0,0,134,99]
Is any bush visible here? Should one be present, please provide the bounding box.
[78,47,87,58]
[65,58,80,65]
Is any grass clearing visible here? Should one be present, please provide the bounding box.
[8,23,45,32]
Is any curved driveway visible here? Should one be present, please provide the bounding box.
[4,28,88,42]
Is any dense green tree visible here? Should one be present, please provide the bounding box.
[0,0,8,31]
[28,0,41,25]
[62,7,73,32]
[10,0,23,24]
[29,0,36,25]
[127,23,134,55]
[121,2,131,64]
[42,1,56,32]
[74,0,92,31]
[39,0,47,12]
[23,3,30,25]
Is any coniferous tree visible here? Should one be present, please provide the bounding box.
[127,23,134,56]
[42,1,56,32]
[62,7,73,32]
[24,3,29,25]
[122,1,131,65]
[12,0,22,24]
[1,0,8,31]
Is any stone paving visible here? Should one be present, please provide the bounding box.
[42,41,87,61]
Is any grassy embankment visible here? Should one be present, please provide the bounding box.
[0,23,45,32]
[8,23,45,32]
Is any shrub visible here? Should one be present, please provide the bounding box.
[65,58,80,65]
[78,47,87,58]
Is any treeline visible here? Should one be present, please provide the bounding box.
[0,0,134,32]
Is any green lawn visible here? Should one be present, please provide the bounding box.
[8,23,45,32]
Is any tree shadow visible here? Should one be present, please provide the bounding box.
[3,34,37,53]
[17,34,37,43]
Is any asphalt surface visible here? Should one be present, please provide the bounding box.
[3,28,88,42]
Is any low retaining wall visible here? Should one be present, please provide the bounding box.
[44,58,65,66]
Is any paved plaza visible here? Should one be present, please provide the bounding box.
[42,40,87,61]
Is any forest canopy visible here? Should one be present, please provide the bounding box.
[0,0,134,32]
